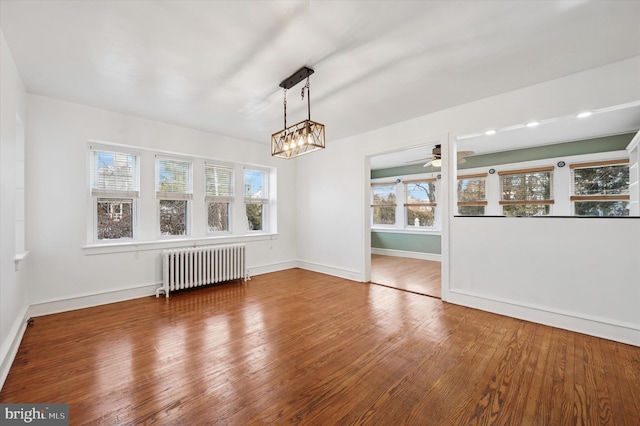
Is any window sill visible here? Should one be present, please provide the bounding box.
[14,251,30,271]
[83,233,278,255]
[371,228,441,236]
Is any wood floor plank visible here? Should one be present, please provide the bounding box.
[1,268,639,425]
[371,254,441,298]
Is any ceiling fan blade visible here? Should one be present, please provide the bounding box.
[457,151,475,158]
[406,156,435,164]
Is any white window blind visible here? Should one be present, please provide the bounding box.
[457,173,487,204]
[205,164,234,202]
[499,166,554,204]
[91,150,139,198]
[157,158,193,200]
[499,166,554,216]
[457,173,487,215]
[570,159,630,217]
[570,159,629,198]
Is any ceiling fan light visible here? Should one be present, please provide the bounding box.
[431,158,442,167]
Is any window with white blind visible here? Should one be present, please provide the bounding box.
[244,168,268,231]
[206,163,234,233]
[157,157,192,236]
[371,183,397,226]
[404,179,436,227]
[457,173,487,216]
[571,159,630,216]
[499,166,554,216]
[90,148,139,241]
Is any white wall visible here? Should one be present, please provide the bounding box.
[296,56,640,345]
[450,217,640,344]
[0,29,28,386]
[25,95,298,314]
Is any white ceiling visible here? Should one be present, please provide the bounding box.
[2,0,640,152]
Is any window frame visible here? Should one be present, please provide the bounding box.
[90,147,140,243]
[371,181,398,228]
[499,166,555,216]
[570,159,630,216]
[456,173,488,216]
[244,167,270,233]
[404,178,437,228]
[84,140,278,253]
[370,173,441,233]
[205,162,234,234]
[156,156,193,237]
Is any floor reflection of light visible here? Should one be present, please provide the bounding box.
[367,284,455,346]
[97,336,132,390]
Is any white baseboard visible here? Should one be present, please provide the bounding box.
[296,260,363,282]
[26,259,300,319]
[445,289,640,347]
[371,248,441,262]
[0,304,29,390]
[248,261,298,277]
[27,282,160,318]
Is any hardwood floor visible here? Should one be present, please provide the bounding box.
[371,254,441,298]
[2,268,639,425]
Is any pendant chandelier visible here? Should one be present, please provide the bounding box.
[271,66,325,159]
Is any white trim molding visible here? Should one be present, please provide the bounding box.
[296,261,364,282]
[371,248,441,262]
[0,304,29,390]
[445,289,640,347]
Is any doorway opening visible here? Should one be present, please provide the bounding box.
[368,144,443,298]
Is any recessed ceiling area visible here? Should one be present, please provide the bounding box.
[370,101,640,170]
[457,101,640,156]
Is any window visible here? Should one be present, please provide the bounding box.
[371,183,397,226]
[499,166,554,216]
[571,159,629,216]
[157,157,192,236]
[457,173,487,215]
[206,163,234,232]
[244,168,268,231]
[91,149,139,240]
[404,179,436,227]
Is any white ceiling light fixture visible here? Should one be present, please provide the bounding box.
[271,66,326,159]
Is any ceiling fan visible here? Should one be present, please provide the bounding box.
[408,145,475,168]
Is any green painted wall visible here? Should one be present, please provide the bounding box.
[371,232,441,254]
[370,133,634,255]
[459,133,633,169]
[371,133,634,179]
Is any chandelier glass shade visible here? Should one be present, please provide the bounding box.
[271,66,325,159]
[271,119,325,159]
